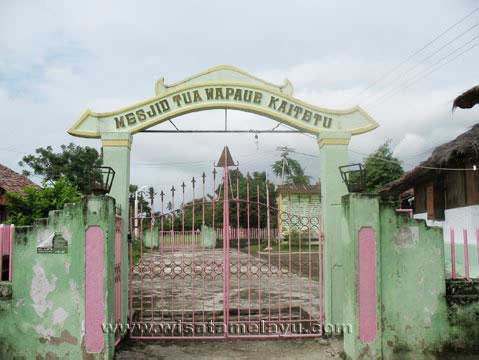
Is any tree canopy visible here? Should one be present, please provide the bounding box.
[19,143,102,194]
[363,141,404,193]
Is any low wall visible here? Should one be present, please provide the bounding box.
[0,196,119,359]
[342,194,450,360]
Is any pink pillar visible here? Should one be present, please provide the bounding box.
[0,225,3,281]
[463,229,469,279]
[8,225,13,281]
[477,229,479,268]
[358,227,377,344]
[85,226,105,353]
[450,228,456,279]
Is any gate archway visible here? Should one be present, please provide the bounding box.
[68,64,378,336]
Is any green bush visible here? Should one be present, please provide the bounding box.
[5,178,80,226]
[448,302,479,351]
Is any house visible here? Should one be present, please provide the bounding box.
[0,163,38,222]
[276,183,321,235]
[380,124,479,243]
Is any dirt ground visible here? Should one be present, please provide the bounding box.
[115,337,343,360]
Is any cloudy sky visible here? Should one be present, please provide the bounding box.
[1,0,478,206]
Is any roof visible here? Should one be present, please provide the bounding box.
[453,85,479,110]
[0,164,38,193]
[381,124,479,196]
[277,183,321,194]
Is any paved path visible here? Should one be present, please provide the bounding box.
[130,248,322,335]
[116,338,342,360]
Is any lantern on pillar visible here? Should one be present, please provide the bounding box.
[89,166,116,195]
[339,164,366,193]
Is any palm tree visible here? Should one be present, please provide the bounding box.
[272,151,310,185]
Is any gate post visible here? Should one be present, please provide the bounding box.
[342,194,382,359]
[101,132,132,326]
[317,131,351,325]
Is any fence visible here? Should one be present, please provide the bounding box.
[446,227,479,279]
[215,227,279,241]
[157,230,202,249]
[0,224,13,282]
[154,228,281,250]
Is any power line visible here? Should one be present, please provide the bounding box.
[132,149,276,167]
[349,149,479,171]
[358,22,479,105]
[284,148,478,172]
[367,38,479,108]
[341,7,479,106]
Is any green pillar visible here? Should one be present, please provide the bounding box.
[342,194,382,359]
[318,131,351,325]
[101,132,132,325]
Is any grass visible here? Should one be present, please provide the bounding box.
[241,237,319,255]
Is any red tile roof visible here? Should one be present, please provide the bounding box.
[0,163,39,193]
[276,184,321,194]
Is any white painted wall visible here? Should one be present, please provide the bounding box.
[414,205,479,278]
[414,206,479,243]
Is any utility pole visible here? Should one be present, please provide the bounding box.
[276,146,295,184]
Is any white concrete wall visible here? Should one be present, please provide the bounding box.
[413,212,444,229]
[415,205,479,278]
[414,206,479,243]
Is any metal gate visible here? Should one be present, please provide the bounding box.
[128,147,323,338]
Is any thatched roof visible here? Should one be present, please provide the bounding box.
[453,85,479,110]
[381,124,479,196]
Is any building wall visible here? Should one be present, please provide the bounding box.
[277,193,321,233]
[415,205,479,237]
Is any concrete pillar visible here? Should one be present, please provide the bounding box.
[317,131,351,325]
[101,132,132,325]
[342,194,382,359]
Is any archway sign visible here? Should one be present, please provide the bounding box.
[68,64,378,327]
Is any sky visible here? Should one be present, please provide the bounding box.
[1,0,479,207]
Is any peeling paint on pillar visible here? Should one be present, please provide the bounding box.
[0,196,118,359]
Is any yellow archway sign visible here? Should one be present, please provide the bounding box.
[68,65,378,138]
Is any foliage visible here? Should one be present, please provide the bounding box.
[272,153,310,185]
[448,302,479,351]
[363,140,404,193]
[5,179,81,226]
[19,143,102,194]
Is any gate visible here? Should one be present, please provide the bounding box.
[128,147,323,338]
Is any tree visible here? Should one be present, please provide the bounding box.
[363,141,404,193]
[6,178,80,226]
[272,152,310,185]
[19,143,102,194]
